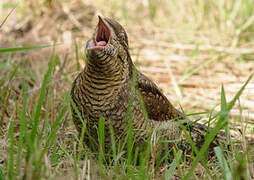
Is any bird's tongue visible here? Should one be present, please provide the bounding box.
[94,16,110,47]
[95,41,107,46]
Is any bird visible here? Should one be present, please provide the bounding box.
[70,16,226,156]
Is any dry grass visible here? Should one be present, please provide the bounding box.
[1,0,254,179]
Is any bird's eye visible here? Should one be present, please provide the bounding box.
[118,32,126,42]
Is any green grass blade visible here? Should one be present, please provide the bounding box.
[173,147,183,179]
[0,166,6,180]
[181,123,213,177]
[38,105,67,164]
[181,125,199,156]
[109,122,117,161]
[184,120,227,180]
[138,142,151,179]
[40,73,53,140]
[148,0,157,20]
[73,142,79,180]
[165,150,182,180]
[184,73,253,180]
[220,84,233,165]
[98,117,106,164]
[8,66,18,82]
[214,146,232,180]
[221,85,227,111]
[126,112,133,168]
[180,55,219,84]
[16,81,28,174]
[8,117,15,180]
[226,74,253,111]
[0,166,5,180]
[70,97,97,152]
[133,147,139,166]
[74,40,80,71]
[78,120,86,161]
[69,98,85,128]
[30,46,55,143]
[221,85,230,142]
[0,45,53,53]
[126,67,138,177]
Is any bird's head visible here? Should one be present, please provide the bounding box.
[86,16,130,67]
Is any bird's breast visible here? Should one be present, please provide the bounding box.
[78,72,127,119]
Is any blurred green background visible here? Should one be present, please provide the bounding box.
[0,0,254,179]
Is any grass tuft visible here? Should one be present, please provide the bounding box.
[1,0,254,179]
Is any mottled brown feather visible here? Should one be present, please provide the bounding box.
[70,16,228,156]
[136,72,183,121]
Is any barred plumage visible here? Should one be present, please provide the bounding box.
[71,16,226,154]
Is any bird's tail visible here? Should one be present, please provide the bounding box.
[190,122,227,147]
[178,121,229,156]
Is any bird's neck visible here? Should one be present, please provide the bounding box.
[83,56,128,82]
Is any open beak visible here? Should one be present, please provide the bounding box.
[86,16,111,50]
[90,16,111,48]
[96,16,110,45]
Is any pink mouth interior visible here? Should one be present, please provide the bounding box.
[92,17,110,47]
[95,41,107,46]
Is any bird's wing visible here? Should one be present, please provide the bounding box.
[136,72,183,122]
